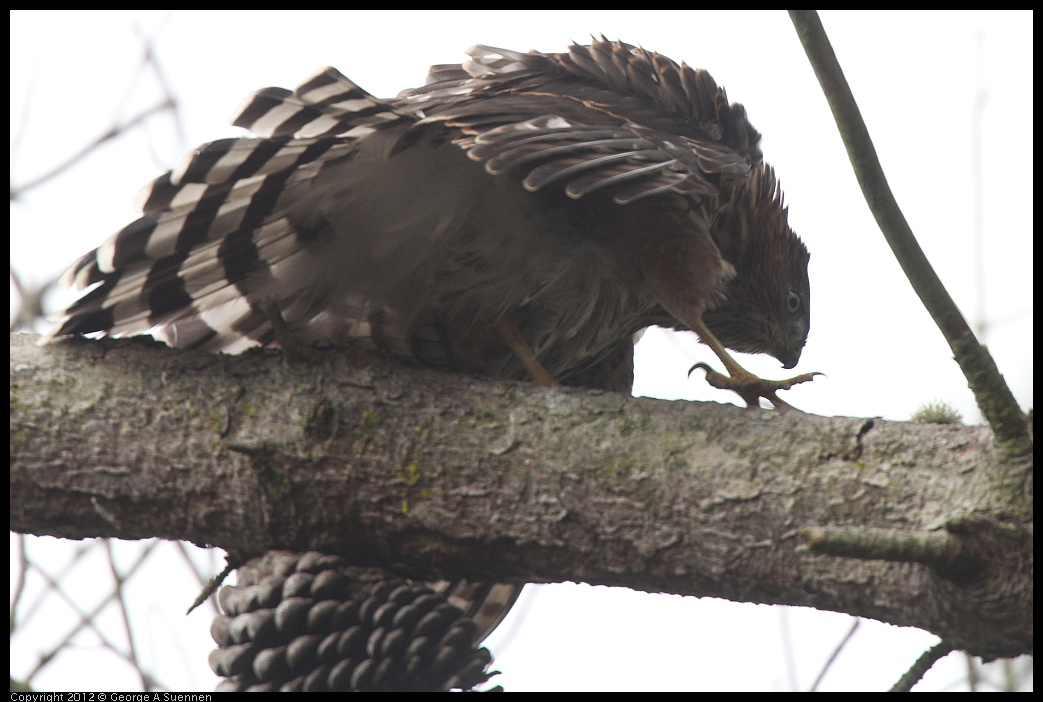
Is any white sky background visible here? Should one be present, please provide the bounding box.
[10,10,1032,692]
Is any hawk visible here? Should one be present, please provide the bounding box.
[43,37,815,688]
[45,37,813,405]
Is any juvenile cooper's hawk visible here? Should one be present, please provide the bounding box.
[44,38,815,689]
[46,37,813,405]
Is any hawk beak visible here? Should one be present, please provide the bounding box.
[776,349,800,370]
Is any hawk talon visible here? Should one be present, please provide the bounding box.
[688,362,821,411]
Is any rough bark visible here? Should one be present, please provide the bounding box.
[9,333,1032,660]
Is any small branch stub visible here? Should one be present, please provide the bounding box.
[801,526,979,578]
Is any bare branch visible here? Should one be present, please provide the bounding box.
[787,10,1030,458]
[891,641,956,692]
[11,99,177,199]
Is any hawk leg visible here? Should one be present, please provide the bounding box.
[689,320,819,410]
[262,297,316,364]
[495,318,558,385]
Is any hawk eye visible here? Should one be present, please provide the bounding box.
[787,289,801,313]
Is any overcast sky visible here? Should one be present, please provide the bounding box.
[10,10,1032,692]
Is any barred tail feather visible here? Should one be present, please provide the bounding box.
[234,67,417,140]
[44,71,415,349]
[432,580,524,646]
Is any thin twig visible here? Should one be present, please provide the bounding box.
[12,99,176,199]
[890,641,955,692]
[810,617,860,691]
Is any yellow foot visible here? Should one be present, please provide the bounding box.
[689,362,821,411]
[496,318,559,385]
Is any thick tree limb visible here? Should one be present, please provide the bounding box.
[9,333,1032,659]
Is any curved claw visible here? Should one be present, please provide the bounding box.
[687,362,714,379]
[687,361,821,411]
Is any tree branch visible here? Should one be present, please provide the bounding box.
[10,333,1032,659]
[787,10,1030,458]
